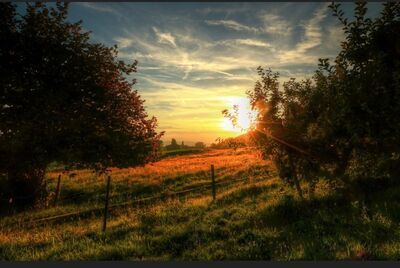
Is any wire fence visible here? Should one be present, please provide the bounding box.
[2,165,272,230]
[30,177,247,225]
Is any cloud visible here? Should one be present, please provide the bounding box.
[260,14,292,36]
[296,6,328,52]
[71,2,369,143]
[114,37,133,49]
[204,20,259,33]
[112,4,338,142]
[152,27,177,48]
[138,77,250,142]
[275,4,329,65]
[117,16,326,87]
[236,39,270,48]
[219,38,271,48]
[183,65,192,80]
[325,23,345,53]
[196,6,251,15]
[139,66,163,71]
[75,3,121,16]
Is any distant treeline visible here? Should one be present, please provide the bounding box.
[210,134,251,150]
[162,135,253,151]
[163,139,206,151]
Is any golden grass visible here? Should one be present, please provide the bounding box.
[0,148,270,248]
[1,147,399,260]
[46,148,269,189]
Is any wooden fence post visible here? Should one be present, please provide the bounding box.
[43,180,48,208]
[102,175,111,233]
[43,180,47,194]
[54,174,61,205]
[211,164,216,201]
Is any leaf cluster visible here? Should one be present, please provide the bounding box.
[244,2,400,197]
[0,3,163,174]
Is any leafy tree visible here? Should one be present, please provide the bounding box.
[171,138,178,147]
[211,136,249,150]
[231,2,400,199]
[0,3,163,207]
[245,70,320,199]
[194,142,206,149]
[181,141,189,149]
[318,1,400,185]
[165,138,180,151]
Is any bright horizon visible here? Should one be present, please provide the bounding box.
[48,2,382,145]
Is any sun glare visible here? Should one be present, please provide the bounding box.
[221,97,257,133]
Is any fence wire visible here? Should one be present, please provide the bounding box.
[4,176,254,227]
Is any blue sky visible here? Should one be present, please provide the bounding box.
[61,2,383,145]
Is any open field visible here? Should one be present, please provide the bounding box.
[160,148,206,158]
[0,148,400,260]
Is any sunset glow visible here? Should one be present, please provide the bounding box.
[60,2,383,145]
[221,97,257,133]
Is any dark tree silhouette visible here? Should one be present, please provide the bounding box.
[228,2,400,198]
[0,3,162,207]
[165,138,180,150]
[171,139,178,147]
[194,142,206,149]
[181,141,188,149]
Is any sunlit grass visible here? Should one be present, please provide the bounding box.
[0,148,400,260]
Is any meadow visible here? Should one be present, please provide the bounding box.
[0,148,399,260]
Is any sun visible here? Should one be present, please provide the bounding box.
[221,117,241,133]
[221,97,257,133]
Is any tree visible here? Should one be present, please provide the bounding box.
[171,139,179,149]
[171,138,178,147]
[244,70,319,199]
[194,142,206,149]
[181,141,188,149]
[230,2,400,199]
[0,3,163,207]
[211,136,248,150]
[165,138,180,151]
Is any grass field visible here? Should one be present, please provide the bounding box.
[160,148,206,158]
[0,148,399,260]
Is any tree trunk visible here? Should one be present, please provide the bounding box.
[293,173,304,200]
[289,156,303,200]
[7,166,46,208]
[308,180,316,199]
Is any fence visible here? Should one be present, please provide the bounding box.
[2,164,264,232]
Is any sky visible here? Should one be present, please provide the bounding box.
[62,2,383,146]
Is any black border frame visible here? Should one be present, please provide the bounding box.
[2,0,397,266]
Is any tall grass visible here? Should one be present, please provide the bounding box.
[0,148,399,260]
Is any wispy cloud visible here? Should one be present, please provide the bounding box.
[75,3,121,16]
[74,2,353,143]
[152,27,177,48]
[139,77,250,142]
[205,20,259,33]
[117,4,334,87]
[277,4,329,64]
[114,37,133,49]
[260,14,292,36]
[297,5,328,52]
[196,6,251,15]
[220,38,272,48]
[325,23,345,54]
[234,38,272,48]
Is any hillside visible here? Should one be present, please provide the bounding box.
[0,148,399,260]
